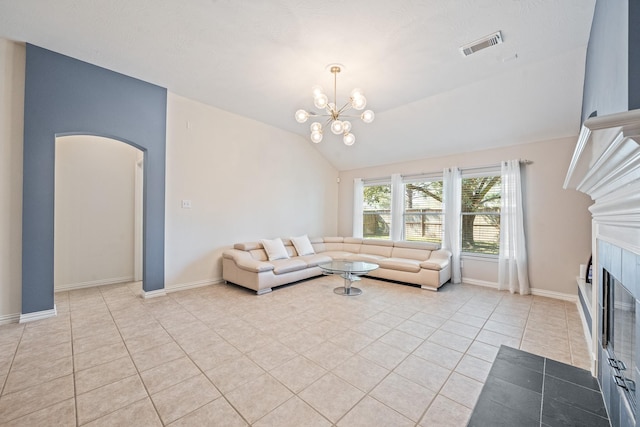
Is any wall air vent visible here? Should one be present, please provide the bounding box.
[460,31,503,57]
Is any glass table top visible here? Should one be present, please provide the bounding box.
[318,260,379,274]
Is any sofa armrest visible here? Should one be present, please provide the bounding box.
[419,249,451,271]
[223,249,274,273]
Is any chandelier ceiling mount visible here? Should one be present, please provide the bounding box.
[295,64,374,146]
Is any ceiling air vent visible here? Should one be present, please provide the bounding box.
[460,31,503,57]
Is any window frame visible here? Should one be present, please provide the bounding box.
[459,167,502,257]
[361,178,392,240]
[401,173,444,244]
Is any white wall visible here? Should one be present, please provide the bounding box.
[0,40,25,322]
[338,137,593,297]
[164,93,339,290]
[54,135,139,290]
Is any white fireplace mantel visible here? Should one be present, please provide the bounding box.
[564,109,640,255]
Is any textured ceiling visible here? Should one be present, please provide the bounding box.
[0,0,596,170]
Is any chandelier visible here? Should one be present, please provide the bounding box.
[295,65,374,146]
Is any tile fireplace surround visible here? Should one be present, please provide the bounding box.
[564,108,640,426]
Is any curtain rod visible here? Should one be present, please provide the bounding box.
[361,159,533,181]
[459,159,533,172]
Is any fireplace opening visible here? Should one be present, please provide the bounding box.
[602,267,636,413]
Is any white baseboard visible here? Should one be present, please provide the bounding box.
[55,276,134,292]
[463,278,577,302]
[0,312,21,325]
[462,278,498,288]
[19,305,57,323]
[165,278,223,294]
[530,288,577,303]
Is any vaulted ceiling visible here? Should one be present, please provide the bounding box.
[0,0,596,170]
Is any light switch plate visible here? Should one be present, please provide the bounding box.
[181,199,192,209]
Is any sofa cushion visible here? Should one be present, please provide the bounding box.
[298,254,332,267]
[377,258,422,273]
[393,240,440,251]
[291,235,315,256]
[249,249,268,261]
[391,246,432,261]
[343,237,363,253]
[348,253,386,263]
[271,258,308,275]
[235,241,262,251]
[360,240,393,257]
[317,251,355,261]
[261,238,290,261]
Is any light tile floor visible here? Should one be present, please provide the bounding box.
[0,277,591,426]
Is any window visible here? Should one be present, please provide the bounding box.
[461,172,501,255]
[362,181,391,239]
[403,177,443,243]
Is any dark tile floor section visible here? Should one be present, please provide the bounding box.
[468,345,611,427]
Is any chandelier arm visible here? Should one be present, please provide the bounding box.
[333,68,338,110]
[336,102,352,116]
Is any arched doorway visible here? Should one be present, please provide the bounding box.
[54,135,143,292]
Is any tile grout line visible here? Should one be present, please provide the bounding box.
[540,357,547,427]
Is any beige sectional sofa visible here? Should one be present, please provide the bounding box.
[222,236,452,295]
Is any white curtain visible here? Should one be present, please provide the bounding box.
[353,178,364,238]
[443,167,462,284]
[391,174,404,241]
[498,160,530,294]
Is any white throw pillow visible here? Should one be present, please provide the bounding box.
[261,238,290,261]
[291,235,315,256]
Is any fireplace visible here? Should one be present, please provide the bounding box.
[564,109,640,426]
[602,267,636,414]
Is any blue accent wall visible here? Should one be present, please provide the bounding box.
[23,44,167,314]
[581,0,640,121]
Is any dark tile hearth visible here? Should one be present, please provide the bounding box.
[468,346,610,427]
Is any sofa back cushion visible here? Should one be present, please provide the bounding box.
[391,240,439,261]
[393,240,440,251]
[234,241,261,251]
[391,247,432,261]
[317,236,345,252]
[360,239,393,257]
[343,237,363,253]
[249,249,268,261]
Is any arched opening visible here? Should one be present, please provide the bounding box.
[54,135,143,292]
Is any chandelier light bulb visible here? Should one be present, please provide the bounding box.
[310,122,322,133]
[351,95,367,110]
[313,94,328,109]
[330,120,344,134]
[310,131,323,143]
[312,85,324,97]
[342,121,352,133]
[295,109,309,123]
[343,133,356,146]
[350,88,364,98]
[361,110,375,123]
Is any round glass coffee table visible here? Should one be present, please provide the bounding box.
[318,260,379,296]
